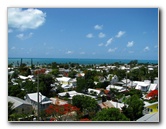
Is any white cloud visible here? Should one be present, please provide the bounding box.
[8,29,13,33]
[144,46,150,51]
[98,43,104,47]
[66,51,73,54]
[94,25,103,30]
[127,41,134,47]
[116,31,125,38]
[86,33,94,38]
[16,32,33,40]
[8,8,46,31]
[98,32,106,38]
[105,38,113,46]
[108,48,117,52]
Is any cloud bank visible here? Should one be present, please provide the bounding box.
[8,8,46,31]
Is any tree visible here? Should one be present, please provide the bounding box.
[45,104,80,121]
[68,70,77,78]
[51,62,57,69]
[51,69,60,77]
[125,89,143,98]
[122,94,144,121]
[8,102,15,121]
[38,74,54,97]
[146,90,158,101]
[92,108,129,121]
[8,85,26,99]
[72,95,99,118]
[76,77,87,93]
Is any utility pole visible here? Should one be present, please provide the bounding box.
[37,73,40,121]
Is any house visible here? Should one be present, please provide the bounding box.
[58,90,96,100]
[50,97,68,105]
[106,85,126,92]
[55,77,76,90]
[56,77,72,85]
[108,74,118,84]
[134,80,151,92]
[88,88,104,96]
[99,100,125,111]
[8,96,33,114]
[25,92,52,112]
[143,101,158,115]
[99,101,115,109]
[109,100,125,110]
[148,83,158,92]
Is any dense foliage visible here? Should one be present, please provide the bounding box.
[92,108,129,121]
[72,95,99,118]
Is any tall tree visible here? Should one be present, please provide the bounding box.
[92,108,129,121]
[72,95,99,118]
[122,95,144,121]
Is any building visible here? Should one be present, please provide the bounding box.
[8,96,33,114]
[25,92,52,112]
[143,101,158,115]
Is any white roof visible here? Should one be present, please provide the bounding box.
[27,92,50,103]
[106,85,123,91]
[148,84,158,92]
[18,75,34,80]
[134,81,150,87]
[18,75,29,80]
[58,91,78,97]
[88,88,101,95]
[144,101,158,107]
[121,79,130,84]
[58,91,96,99]
[109,100,125,110]
[56,77,71,82]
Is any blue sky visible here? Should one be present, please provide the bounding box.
[8,8,158,60]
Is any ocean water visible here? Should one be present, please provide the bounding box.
[8,58,158,65]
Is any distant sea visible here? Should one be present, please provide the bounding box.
[8,58,158,65]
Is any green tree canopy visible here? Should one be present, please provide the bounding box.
[92,108,129,121]
[72,95,99,118]
[122,94,144,121]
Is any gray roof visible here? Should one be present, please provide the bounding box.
[8,96,32,109]
[136,112,159,122]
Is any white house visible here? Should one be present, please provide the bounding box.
[134,80,151,92]
[109,100,125,110]
[25,92,52,112]
[106,85,126,92]
[88,88,103,96]
[55,77,76,90]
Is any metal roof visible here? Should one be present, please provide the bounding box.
[136,112,159,122]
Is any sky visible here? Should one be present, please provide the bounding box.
[8,8,159,60]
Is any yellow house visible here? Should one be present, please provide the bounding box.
[144,101,158,114]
